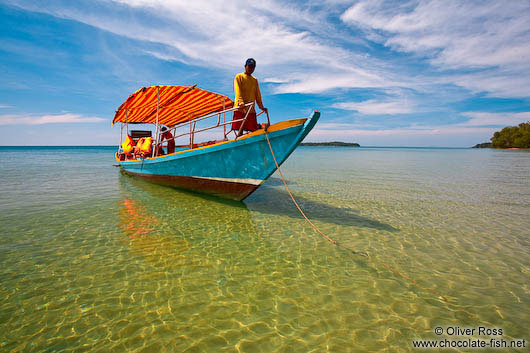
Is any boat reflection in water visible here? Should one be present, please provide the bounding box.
[117,172,265,268]
[119,197,159,239]
[114,172,345,352]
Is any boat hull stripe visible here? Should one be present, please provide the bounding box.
[123,171,260,201]
[191,176,263,185]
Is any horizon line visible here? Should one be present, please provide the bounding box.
[0,144,477,149]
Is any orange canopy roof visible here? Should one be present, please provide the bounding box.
[113,85,234,127]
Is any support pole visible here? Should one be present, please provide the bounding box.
[222,99,226,140]
[119,123,123,152]
[155,86,160,157]
[189,120,192,148]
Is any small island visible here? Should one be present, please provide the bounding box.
[473,122,530,148]
[472,142,492,148]
[301,141,360,147]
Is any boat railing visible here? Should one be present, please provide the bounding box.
[117,102,270,159]
[172,101,252,140]
[160,102,269,153]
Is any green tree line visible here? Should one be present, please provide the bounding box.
[491,122,530,148]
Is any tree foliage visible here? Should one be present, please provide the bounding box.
[490,122,530,148]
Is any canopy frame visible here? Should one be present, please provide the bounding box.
[113,85,232,127]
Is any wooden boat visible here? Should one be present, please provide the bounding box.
[113,85,319,201]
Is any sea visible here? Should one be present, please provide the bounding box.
[0,146,529,352]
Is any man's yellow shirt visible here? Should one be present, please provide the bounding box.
[234,73,264,112]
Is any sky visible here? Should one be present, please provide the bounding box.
[1,0,530,147]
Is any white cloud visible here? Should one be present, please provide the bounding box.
[312,125,497,136]
[6,0,530,119]
[270,69,403,94]
[0,113,106,125]
[9,0,398,94]
[262,77,290,84]
[141,50,189,64]
[11,0,337,69]
[305,110,530,146]
[460,111,530,127]
[341,0,530,98]
[306,110,529,145]
[333,99,415,115]
[305,124,499,147]
[341,0,530,68]
[307,123,499,147]
[0,104,12,109]
[316,122,380,130]
[310,111,530,138]
[446,72,530,99]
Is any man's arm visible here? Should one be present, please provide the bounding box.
[255,79,267,112]
[234,75,243,108]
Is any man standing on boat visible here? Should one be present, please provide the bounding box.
[231,58,268,135]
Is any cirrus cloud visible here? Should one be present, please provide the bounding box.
[0,113,106,125]
[460,111,530,127]
[7,0,400,94]
[333,99,415,115]
[341,0,530,98]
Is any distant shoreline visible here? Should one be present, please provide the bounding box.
[472,142,530,150]
[300,142,360,147]
[472,142,492,148]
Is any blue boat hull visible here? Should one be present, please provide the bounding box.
[118,111,320,200]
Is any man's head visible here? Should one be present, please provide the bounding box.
[244,58,256,75]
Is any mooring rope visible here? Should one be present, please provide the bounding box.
[264,130,449,303]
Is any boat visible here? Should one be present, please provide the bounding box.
[113,85,320,201]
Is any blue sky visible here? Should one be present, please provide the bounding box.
[1,0,530,146]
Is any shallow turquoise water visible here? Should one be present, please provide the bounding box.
[0,146,528,352]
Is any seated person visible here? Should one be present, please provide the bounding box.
[160,126,175,154]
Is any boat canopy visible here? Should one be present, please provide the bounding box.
[112,85,234,127]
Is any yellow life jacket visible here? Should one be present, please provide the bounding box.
[122,135,134,154]
[140,137,152,155]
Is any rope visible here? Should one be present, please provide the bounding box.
[264,131,449,303]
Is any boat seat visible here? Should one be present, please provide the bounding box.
[130,130,152,139]
[174,140,221,150]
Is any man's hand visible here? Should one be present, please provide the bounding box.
[261,107,268,113]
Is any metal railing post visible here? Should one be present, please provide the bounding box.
[154,86,160,157]
[189,120,192,148]
[119,122,123,153]
[222,99,226,140]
